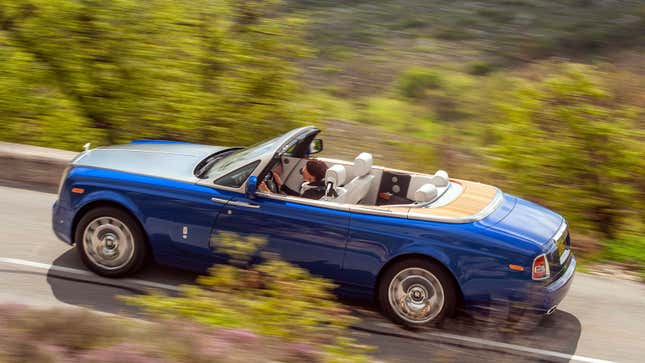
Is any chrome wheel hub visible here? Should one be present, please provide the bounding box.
[82,217,134,270]
[407,284,428,307]
[388,267,445,324]
[102,233,118,255]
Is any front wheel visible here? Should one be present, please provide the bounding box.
[75,207,148,277]
[378,258,457,327]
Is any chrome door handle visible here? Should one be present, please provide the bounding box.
[211,197,229,204]
[228,200,260,209]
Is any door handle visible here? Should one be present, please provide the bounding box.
[211,197,229,204]
[228,200,261,209]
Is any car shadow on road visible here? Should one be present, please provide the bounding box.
[351,304,582,362]
[46,248,582,362]
[46,248,200,315]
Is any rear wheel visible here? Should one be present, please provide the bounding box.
[378,258,457,327]
[75,207,147,277]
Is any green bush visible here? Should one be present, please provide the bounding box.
[397,67,442,99]
[467,61,496,76]
[602,235,645,267]
[123,232,371,363]
[0,304,342,363]
[487,63,644,238]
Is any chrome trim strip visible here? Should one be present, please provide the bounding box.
[348,205,409,218]
[211,197,229,204]
[545,305,558,316]
[255,192,350,212]
[207,183,245,193]
[228,200,260,209]
[559,249,570,265]
[552,221,568,243]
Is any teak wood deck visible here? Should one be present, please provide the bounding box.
[380,179,499,219]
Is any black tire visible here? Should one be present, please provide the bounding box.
[378,257,457,328]
[75,206,147,277]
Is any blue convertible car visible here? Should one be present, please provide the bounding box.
[52,126,575,326]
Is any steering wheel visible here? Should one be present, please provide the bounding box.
[263,171,279,193]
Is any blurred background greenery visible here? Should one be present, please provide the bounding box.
[0,0,643,272]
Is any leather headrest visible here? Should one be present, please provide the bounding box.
[414,183,438,203]
[325,164,347,186]
[353,152,373,177]
[429,169,449,187]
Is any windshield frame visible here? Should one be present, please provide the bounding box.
[202,136,282,180]
[195,126,319,193]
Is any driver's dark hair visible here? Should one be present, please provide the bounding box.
[306,159,328,182]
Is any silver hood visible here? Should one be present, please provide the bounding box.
[72,142,230,182]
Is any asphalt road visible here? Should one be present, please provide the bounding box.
[1,184,644,363]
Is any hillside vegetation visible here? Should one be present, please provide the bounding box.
[0,0,643,268]
[289,0,644,96]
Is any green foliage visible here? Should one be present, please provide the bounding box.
[289,0,644,96]
[0,304,344,362]
[0,31,105,151]
[602,235,645,267]
[0,0,309,149]
[124,233,370,363]
[467,61,496,76]
[397,66,442,99]
[487,64,644,237]
[601,234,645,280]
[297,91,359,122]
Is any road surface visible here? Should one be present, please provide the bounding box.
[1,184,643,363]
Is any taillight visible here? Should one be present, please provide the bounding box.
[532,254,550,280]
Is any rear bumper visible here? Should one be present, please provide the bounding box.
[52,200,74,245]
[535,254,576,315]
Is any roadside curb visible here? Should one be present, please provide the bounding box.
[0,142,77,191]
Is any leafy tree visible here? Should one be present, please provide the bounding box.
[488,64,644,237]
[0,0,309,149]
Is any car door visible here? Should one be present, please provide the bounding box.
[159,184,237,267]
[211,193,350,281]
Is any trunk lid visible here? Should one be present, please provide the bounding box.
[488,196,564,247]
[485,195,570,278]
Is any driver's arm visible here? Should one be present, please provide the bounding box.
[274,171,300,196]
[258,182,270,193]
[280,184,299,196]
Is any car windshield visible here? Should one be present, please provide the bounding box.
[203,136,282,180]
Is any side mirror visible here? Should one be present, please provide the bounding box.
[245,175,258,199]
[309,138,323,154]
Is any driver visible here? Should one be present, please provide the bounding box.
[260,159,328,200]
